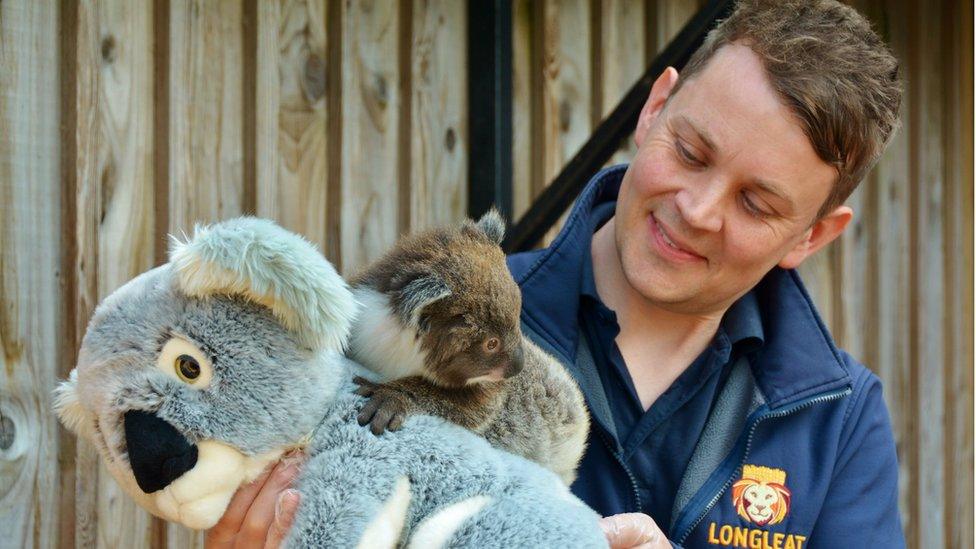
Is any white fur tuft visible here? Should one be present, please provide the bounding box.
[356,476,412,549]
[347,288,428,381]
[407,495,491,549]
[168,217,356,351]
[53,369,91,437]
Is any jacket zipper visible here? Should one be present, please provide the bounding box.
[597,429,642,512]
[675,387,852,545]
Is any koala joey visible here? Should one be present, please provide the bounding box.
[347,210,589,483]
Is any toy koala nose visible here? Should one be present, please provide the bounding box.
[123,410,198,493]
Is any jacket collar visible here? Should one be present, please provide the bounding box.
[513,165,852,409]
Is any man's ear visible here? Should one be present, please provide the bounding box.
[634,67,679,148]
[778,206,853,269]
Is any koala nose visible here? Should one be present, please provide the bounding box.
[123,410,198,493]
[505,344,525,378]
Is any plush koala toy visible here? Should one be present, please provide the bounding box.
[53,217,607,548]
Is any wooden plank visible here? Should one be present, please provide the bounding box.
[0,1,62,547]
[943,2,974,547]
[646,0,699,59]
[255,0,331,252]
[168,1,246,546]
[73,1,159,547]
[409,0,467,230]
[599,0,645,166]
[59,0,81,546]
[168,0,246,233]
[835,174,872,362]
[511,0,533,220]
[541,0,591,243]
[540,0,592,188]
[339,0,401,274]
[910,2,947,546]
[796,247,837,334]
[867,0,916,541]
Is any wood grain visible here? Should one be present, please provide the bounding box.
[599,0,645,166]
[168,0,246,234]
[646,0,699,60]
[867,0,915,538]
[0,1,62,547]
[541,0,592,244]
[943,2,974,547]
[912,2,947,545]
[255,0,331,252]
[511,0,534,220]
[408,0,467,230]
[168,1,246,546]
[73,1,160,547]
[339,0,401,274]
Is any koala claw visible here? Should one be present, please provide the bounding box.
[353,376,377,397]
[355,380,411,435]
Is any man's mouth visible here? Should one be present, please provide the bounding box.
[649,214,705,262]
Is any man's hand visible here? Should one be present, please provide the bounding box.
[599,513,671,549]
[204,451,305,549]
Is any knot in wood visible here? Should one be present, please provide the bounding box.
[444,127,456,151]
[373,74,389,108]
[0,415,13,451]
[303,54,327,102]
[101,35,116,63]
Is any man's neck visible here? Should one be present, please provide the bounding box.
[591,218,726,410]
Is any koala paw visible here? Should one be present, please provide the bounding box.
[354,377,413,435]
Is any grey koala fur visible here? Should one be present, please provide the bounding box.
[54,217,607,548]
[347,211,590,484]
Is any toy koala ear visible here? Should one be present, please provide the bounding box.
[472,209,506,245]
[393,274,452,330]
[54,369,91,438]
[168,217,356,351]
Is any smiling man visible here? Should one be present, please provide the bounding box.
[510,0,904,549]
[507,0,903,547]
[205,1,904,547]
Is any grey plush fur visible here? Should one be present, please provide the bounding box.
[55,217,607,547]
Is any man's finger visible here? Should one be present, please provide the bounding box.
[206,462,277,546]
[264,489,301,549]
[599,513,664,548]
[239,454,304,545]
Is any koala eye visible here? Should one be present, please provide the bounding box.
[483,337,500,353]
[157,337,213,389]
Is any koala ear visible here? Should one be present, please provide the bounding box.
[473,209,506,245]
[168,217,357,351]
[53,369,91,437]
[394,274,452,330]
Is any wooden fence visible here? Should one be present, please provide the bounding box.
[0,0,971,547]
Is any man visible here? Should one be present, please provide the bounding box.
[205,0,904,547]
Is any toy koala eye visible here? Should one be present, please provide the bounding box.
[157,337,213,389]
[175,355,201,382]
[483,338,500,353]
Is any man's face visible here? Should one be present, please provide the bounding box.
[615,44,843,315]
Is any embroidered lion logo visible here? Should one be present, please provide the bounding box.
[731,465,792,526]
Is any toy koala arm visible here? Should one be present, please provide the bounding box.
[354,376,503,436]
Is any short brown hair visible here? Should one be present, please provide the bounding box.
[673,0,902,218]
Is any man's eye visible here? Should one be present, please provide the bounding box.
[675,139,704,167]
[741,193,771,218]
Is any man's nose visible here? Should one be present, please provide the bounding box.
[123,410,198,493]
[674,182,724,232]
